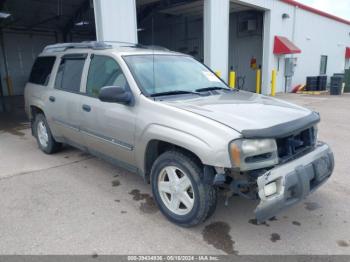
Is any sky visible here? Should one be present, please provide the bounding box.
[297,0,350,21]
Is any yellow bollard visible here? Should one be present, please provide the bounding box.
[255,69,261,94]
[271,69,276,96]
[229,71,236,89]
[215,71,222,78]
[5,76,13,96]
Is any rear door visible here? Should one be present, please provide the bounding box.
[46,53,87,146]
[79,54,137,169]
[25,55,56,123]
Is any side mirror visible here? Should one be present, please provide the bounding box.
[98,86,132,105]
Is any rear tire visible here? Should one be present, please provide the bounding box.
[34,113,61,154]
[151,150,217,227]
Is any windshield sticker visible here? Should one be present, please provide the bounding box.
[202,71,220,82]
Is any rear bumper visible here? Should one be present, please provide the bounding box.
[255,142,334,222]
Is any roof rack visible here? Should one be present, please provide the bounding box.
[135,44,169,51]
[43,41,169,53]
[43,41,114,53]
[102,41,169,51]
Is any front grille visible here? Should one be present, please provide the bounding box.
[276,127,317,163]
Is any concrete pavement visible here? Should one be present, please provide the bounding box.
[0,94,350,255]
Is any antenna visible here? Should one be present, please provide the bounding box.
[152,11,156,94]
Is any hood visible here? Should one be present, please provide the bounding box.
[163,91,314,135]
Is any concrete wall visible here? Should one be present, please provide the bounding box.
[267,1,350,92]
[240,0,350,93]
[204,0,230,81]
[94,0,138,43]
[2,0,349,96]
[292,7,350,87]
[0,30,58,96]
[0,30,95,96]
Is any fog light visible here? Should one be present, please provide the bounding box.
[264,182,277,197]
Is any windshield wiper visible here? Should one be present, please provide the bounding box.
[195,86,232,92]
[150,90,204,97]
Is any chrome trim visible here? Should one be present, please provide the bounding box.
[54,118,79,131]
[53,118,134,151]
[80,129,134,151]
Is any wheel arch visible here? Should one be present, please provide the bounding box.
[143,139,204,183]
[139,124,216,181]
[29,105,46,135]
[30,105,45,119]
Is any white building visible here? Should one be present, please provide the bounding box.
[0,0,349,96]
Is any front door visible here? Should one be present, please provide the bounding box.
[79,54,136,169]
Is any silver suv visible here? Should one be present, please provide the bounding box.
[24,41,334,227]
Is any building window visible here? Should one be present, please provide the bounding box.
[320,55,328,75]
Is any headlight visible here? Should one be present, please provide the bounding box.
[264,182,278,197]
[229,139,278,171]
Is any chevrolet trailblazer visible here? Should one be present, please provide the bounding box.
[24,42,334,227]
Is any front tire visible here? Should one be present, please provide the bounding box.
[151,150,217,227]
[34,113,61,154]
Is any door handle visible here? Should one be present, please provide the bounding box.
[49,96,55,102]
[82,104,91,112]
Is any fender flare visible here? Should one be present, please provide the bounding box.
[136,124,213,175]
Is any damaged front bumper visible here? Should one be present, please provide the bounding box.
[255,142,334,223]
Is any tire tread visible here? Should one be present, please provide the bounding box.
[151,150,217,227]
[34,113,61,154]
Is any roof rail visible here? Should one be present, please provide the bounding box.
[43,41,169,53]
[43,41,115,53]
[103,41,169,51]
[135,44,169,51]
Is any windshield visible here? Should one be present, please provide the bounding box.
[123,55,228,96]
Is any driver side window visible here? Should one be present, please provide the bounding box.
[86,55,127,98]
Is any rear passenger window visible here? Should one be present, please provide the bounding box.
[29,56,56,85]
[86,55,128,97]
[55,55,86,93]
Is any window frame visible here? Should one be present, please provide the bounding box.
[320,55,328,75]
[29,56,57,86]
[54,53,88,94]
[83,53,131,99]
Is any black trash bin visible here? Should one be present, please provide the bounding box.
[317,76,327,91]
[306,76,318,91]
[345,69,350,93]
[330,76,343,95]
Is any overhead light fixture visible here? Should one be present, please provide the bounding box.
[137,28,145,32]
[75,21,89,26]
[0,12,11,19]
